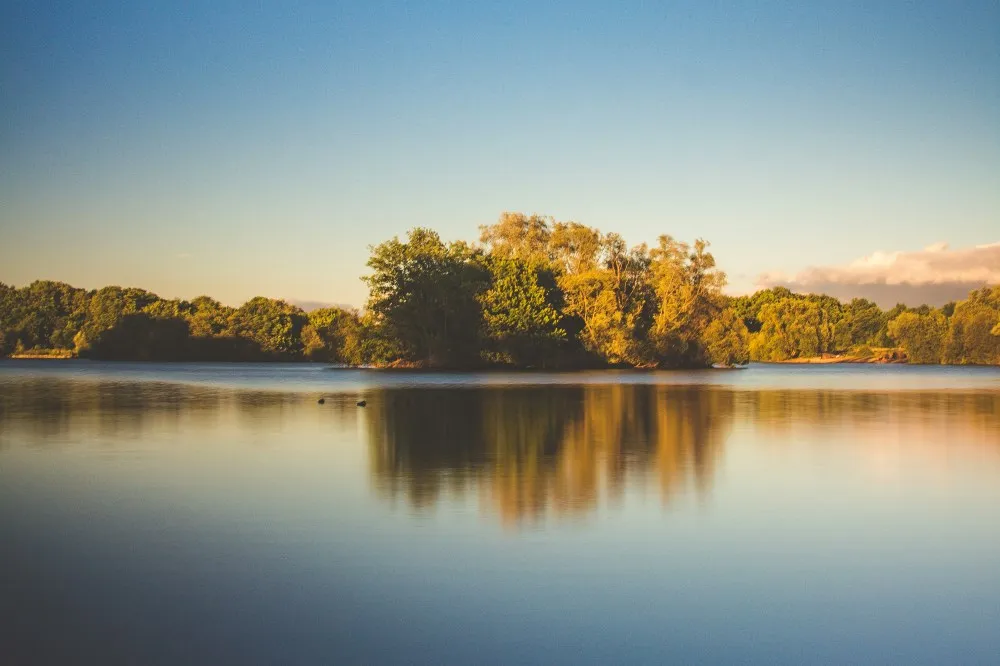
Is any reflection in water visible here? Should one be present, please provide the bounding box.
[4,378,999,527]
[365,385,1000,524]
[0,379,359,449]
[365,385,735,525]
[3,369,1000,664]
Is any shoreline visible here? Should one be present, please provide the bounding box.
[770,354,907,365]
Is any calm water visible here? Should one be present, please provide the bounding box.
[2,361,999,665]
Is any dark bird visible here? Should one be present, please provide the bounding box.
[317,398,325,404]
[356,400,367,407]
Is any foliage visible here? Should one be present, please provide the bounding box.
[227,297,307,358]
[729,287,795,333]
[941,286,1000,364]
[888,311,947,364]
[835,298,887,348]
[551,225,653,365]
[703,309,750,366]
[749,298,839,361]
[647,236,726,367]
[187,297,234,338]
[85,314,192,361]
[479,212,553,263]
[479,255,565,366]
[302,307,364,364]
[2,212,998,367]
[364,228,488,367]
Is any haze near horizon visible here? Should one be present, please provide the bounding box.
[2,1,997,308]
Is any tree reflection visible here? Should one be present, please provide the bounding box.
[740,389,1000,439]
[0,379,358,447]
[365,385,735,524]
[365,384,1000,525]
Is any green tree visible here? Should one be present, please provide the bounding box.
[702,309,750,366]
[750,298,838,361]
[302,307,364,364]
[730,287,795,334]
[364,228,488,367]
[227,297,307,358]
[186,296,234,338]
[479,255,565,366]
[835,298,886,349]
[0,281,89,351]
[143,298,189,320]
[942,286,1000,364]
[888,311,947,364]
[74,286,160,354]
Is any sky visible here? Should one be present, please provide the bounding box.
[1,0,998,308]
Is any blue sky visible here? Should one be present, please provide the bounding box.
[2,1,998,307]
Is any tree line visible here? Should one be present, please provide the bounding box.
[2,213,999,366]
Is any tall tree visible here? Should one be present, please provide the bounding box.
[364,228,488,367]
[647,236,726,367]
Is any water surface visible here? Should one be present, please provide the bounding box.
[2,361,999,664]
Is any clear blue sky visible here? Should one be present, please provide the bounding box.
[2,1,998,307]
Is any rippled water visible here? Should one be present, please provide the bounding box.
[2,361,999,664]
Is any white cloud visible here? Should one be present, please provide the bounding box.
[757,241,1000,306]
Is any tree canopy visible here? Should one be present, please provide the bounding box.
[2,214,998,366]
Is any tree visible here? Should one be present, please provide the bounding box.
[888,311,947,364]
[364,228,488,367]
[302,307,364,364]
[479,212,553,263]
[750,298,838,361]
[550,221,603,275]
[186,296,233,338]
[730,287,795,333]
[227,297,307,358]
[702,309,750,366]
[834,298,885,350]
[143,298,189,320]
[942,286,1000,364]
[86,314,191,361]
[479,256,565,366]
[74,286,161,355]
[647,236,726,367]
[547,223,654,365]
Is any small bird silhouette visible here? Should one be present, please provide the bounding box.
[356,400,367,407]
[317,398,325,404]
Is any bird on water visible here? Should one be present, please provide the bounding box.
[357,400,367,407]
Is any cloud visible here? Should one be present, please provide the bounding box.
[757,242,1000,307]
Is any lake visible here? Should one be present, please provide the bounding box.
[2,360,999,665]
